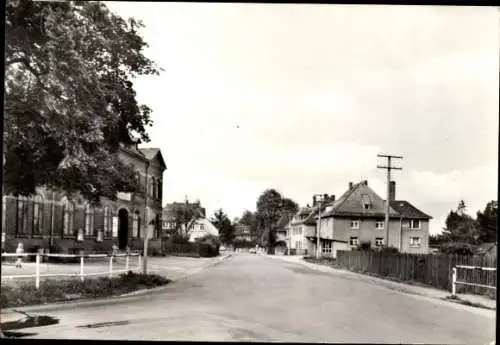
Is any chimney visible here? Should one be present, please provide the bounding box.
[312,195,317,206]
[323,193,328,201]
[348,182,353,190]
[389,181,396,201]
[364,180,368,186]
[330,195,335,202]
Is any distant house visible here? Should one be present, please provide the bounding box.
[162,200,217,242]
[233,224,255,242]
[315,180,432,258]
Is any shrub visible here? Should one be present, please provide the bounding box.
[0,273,171,309]
[356,241,372,251]
[379,246,399,254]
[440,242,474,256]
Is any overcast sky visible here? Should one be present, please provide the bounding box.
[104,3,498,234]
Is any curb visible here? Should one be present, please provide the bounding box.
[1,254,232,315]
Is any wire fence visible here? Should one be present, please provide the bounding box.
[1,252,142,289]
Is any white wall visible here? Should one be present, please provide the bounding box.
[189,218,219,242]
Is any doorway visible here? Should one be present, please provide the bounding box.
[118,209,129,250]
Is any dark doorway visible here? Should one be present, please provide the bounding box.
[118,209,129,250]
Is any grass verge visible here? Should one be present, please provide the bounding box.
[0,271,171,309]
[444,295,495,310]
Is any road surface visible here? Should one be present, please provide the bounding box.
[5,253,496,343]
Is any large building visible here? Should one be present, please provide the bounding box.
[287,180,432,258]
[1,144,167,254]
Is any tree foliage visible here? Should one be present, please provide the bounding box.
[4,0,161,204]
[169,201,203,239]
[440,200,478,244]
[210,209,234,245]
[476,200,497,243]
[255,189,298,250]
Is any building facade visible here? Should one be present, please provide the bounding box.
[2,144,167,254]
[315,180,432,258]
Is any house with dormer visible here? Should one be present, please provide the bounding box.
[314,180,432,257]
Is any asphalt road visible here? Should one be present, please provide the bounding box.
[8,253,496,343]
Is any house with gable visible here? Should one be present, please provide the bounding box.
[314,180,432,258]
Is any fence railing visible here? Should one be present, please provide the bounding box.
[1,252,142,289]
[452,265,497,297]
[335,250,497,296]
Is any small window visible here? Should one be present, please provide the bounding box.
[350,220,360,229]
[375,220,384,229]
[349,237,359,246]
[62,198,75,236]
[200,224,205,231]
[322,241,332,254]
[410,220,421,229]
[375,237,384,246]
[410,236,421,247]
[361,194,371,210]
[132,211,139,237]
[16,197,28,235]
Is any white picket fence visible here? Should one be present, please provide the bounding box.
[1,252,142,289]
[452,265,497,297]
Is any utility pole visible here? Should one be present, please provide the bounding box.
[143,161,150,275]
[377,154,403,248]
[313,194,324,259]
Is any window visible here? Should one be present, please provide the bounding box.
[157,180,162,200]
[349,237,359,246]
[410,220,421,229]
[322,241,332,254]
[402,220,410,228]
[150,177,155,197]
[112,216,118,237]
[350,220,360,229]
[152,178,157,199]
[200,224,205,231]
[375,220,384,229]
[103,207,112,238]
[132,211,139,238]
[33,195,43,235]
[375,237,384,247]
[361,194,371,210]
[295,241,302,249]
[16,197,28,235]
[84,204,94,236]
[410,237,421,247]
[62,198,74,236]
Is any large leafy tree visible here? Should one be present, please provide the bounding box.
[169,201,203,239]
[476,200,498,243]
[256,189,298,251]
[210,209,234,245]
[441,200,478,244]
[4,0,161,205]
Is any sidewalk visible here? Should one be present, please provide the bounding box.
[265,254,496,310]
[1,254,231,324]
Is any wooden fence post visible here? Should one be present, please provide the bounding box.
[80,255,85,282]
[452,267,457,296]
[137,254,142,272]
[35,253,40,289]
[108,255,113,278]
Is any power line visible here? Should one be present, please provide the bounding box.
[377,154,403,248]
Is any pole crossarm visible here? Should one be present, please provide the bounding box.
[376,166,402,170]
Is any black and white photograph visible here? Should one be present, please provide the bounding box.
[1,1,498,343]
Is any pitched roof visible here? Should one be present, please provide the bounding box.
[389,200,432,220]
[139,147,167,169]
[320,181,399,219]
